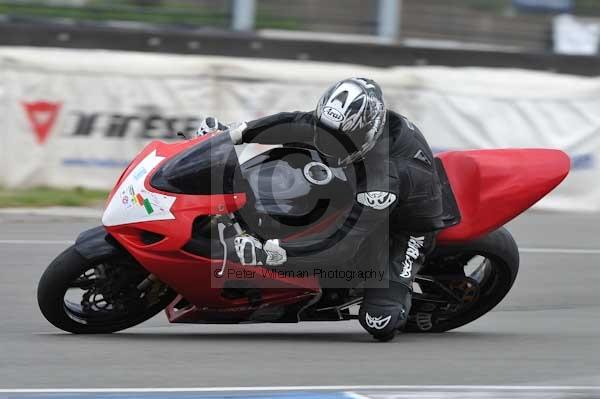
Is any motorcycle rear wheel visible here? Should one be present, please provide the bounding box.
[406,227,520,333]
[38,246,176,334]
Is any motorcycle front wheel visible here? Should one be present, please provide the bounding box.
[38,246,176,334]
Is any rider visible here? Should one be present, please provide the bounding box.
[201,78,445,341]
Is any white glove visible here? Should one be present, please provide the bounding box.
[228,121,248,145]
[196,116,223,137]
[234,234,286,266]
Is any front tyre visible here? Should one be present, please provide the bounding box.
[38,246,176,334]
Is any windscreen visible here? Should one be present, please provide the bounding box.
[151,134,243,195]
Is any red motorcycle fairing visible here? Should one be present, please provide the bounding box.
[437,148,570,244]
[103,134,321,323]
[103,135,569,324]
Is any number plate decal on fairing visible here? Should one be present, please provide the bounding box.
[102,150,176,227]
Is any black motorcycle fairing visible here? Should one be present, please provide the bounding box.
[245,153,312,217]
[241,147,350,214]
[435,157,462,229]
[74,226,126,262]
[237,146,353,239]
[151,133,244,195]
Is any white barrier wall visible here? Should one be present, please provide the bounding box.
[1,47,599,211]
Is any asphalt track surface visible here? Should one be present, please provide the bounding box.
[0,210,599,393]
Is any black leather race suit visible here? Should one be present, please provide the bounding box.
[239,110,444,337]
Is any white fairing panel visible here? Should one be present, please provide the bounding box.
[102,150,176,227]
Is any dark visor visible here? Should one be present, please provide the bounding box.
[314,125,365,163]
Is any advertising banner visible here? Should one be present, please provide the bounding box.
[1,47,599,211]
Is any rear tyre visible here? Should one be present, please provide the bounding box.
[38,246,176,334]
[406,227,519,333]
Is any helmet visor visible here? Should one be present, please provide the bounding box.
[314,125,365,164]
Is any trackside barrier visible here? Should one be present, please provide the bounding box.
[1,47,598,211]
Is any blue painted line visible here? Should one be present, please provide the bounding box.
[570,153,595,170]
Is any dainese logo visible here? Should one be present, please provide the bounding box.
[22,101,62,144]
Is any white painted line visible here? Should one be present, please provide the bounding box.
[520,247,600,255]
[1,385,600,393]
[0,239,74,245]
[0,206,102,218]
[1,239,598,256]
[345,391,372,399]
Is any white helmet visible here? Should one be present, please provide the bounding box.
[314,77,386,165]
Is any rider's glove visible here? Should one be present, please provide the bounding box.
[234,233,287,266]
[196,116,226,137]
[228,121,247,144]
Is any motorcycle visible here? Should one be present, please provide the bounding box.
[37,131,570,339]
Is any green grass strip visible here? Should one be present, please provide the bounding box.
[0,186,108,208]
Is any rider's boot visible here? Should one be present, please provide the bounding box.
[358,233,433,341]
[359,281,412,342]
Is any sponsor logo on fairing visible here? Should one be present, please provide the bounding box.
[133,167,148,180]
[356,191,397,210]
[125,184,155,215]
[400,236,425,278]
[365,313,392,330]
[102,150,176,226]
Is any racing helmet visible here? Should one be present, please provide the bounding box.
[314,77,386,166]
